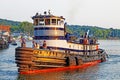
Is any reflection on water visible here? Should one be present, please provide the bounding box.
[17,66,99,80]
[0,40,120,80]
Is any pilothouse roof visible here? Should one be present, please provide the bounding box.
[32,11,65,20]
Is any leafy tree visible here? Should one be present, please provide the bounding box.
[19,21,33,36]
[66,25,120,39]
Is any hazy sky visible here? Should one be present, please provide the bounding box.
[0,0,120,29]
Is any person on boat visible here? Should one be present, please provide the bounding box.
[32,41,40,49]
[83,33,89,44]
[36,42,40,49]
[93,37,97,44]
[42,40,47,49]
[39,41,42,49]
[84,32,87,38]
[20,36,26,47]
[32,40,36,48]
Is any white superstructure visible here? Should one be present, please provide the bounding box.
[32,11,98,52]
[32,11,69,50]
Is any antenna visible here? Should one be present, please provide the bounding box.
[48,10,51,15]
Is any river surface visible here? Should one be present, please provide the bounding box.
[0,40,120,80]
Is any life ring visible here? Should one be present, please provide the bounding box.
[33,50,40,55]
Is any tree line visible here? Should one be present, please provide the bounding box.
[0,18,120,39]
[66,25,120,39]
[0,19,33,36]
[10,21,33,36]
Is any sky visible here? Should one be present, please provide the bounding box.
[0,0,120,29]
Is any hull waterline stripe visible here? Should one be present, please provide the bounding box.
[19,60,101,74]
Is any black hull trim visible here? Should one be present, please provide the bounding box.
[47,46,97,52]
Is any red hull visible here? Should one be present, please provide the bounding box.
[20,60,101,74]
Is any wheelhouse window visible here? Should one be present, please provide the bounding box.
[57,19,60,25]
[39,19,44,25]
[45,19,50,25]
[69,45,71,48]
[34,19,39,26]
[60,20,64,25]
[52,19,56,25]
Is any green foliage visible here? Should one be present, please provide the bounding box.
[10,26,20,32]
[0,18,20,26]
[1,18,120,39]
[66,25,120,39]
[19,21,33,36]
[0,18,33,36]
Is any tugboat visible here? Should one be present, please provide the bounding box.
[15,11,107,74]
